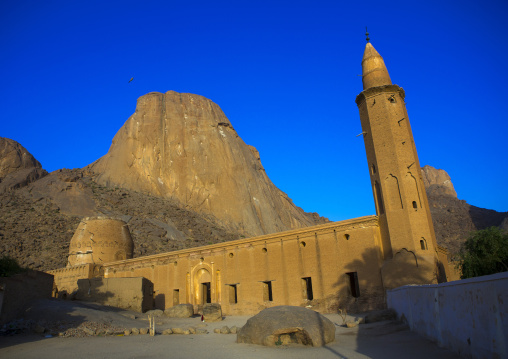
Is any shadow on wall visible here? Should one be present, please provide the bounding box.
[330,247,385,314]
[75,277,154,313]
[154,293,165,310]
[330,247,431,314]
[349,251,459,359]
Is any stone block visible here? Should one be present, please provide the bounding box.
[164,304,194,318]
[203,303,222,322]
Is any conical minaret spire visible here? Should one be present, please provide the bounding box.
[361,42,392,90]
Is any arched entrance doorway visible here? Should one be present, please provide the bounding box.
[194,267,212,304]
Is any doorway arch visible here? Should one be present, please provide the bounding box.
[192,264,213,305]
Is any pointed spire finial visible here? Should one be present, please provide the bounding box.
[361,41,392,89]
[365,27,370,42]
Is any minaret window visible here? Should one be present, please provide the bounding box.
[412,201,418,209]
[420,239,428,250]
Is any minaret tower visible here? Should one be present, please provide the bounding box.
[355,35,441,287]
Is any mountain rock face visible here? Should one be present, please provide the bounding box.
[1,112,506,272]
[0,137,47,192]
[87,91,324,236]
[0,167,243,271]
[422,165,508,255]
[422,165,457,198]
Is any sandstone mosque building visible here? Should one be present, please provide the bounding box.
[49,41,452,315]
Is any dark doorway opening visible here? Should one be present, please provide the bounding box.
[229,284,238,304]
[302,277,313,300]
[263,281,273,302]
[201,282,211,304]
[346,272,360,298]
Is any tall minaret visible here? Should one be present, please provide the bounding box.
[355,38,440,286]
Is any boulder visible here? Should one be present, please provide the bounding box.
[220,326,230,334]
[164,304,194,318]
[237,306,335,347]
[203,303,222,322]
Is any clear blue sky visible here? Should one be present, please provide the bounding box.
[1,0,507,221]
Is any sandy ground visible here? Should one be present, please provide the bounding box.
[0,299,460,359]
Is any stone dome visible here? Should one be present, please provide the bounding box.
[68,217,134,267]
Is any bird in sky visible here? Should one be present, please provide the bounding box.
[128,77,134,83]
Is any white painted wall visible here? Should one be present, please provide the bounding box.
[387,272,508,358]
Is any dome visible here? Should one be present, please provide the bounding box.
[68,217,134,267]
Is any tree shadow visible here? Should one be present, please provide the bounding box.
[330,247,386,314]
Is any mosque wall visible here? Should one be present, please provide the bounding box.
[47,263,102,296]
[102,216,386,315]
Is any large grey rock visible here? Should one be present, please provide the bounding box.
[164,304,194,318]
[237,306,335,347]
[203,303,222,322]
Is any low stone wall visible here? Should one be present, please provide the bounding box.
[0,270,54,325]
[47,264,101,296]
[387,272,508,358]
[76,277,154,312]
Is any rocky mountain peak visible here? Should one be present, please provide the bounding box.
[0,137,47,192]
[87,91,326,236]
[421,165,457,198]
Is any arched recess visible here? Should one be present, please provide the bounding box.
[191,263,214,305]
[384,174,403,210]
[404,172,422,208]
[374,181,385,215]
